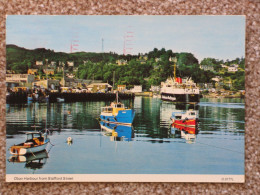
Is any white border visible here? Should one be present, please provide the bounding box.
[6,174,245,183]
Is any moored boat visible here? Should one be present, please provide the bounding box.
[160,57,200,103]
[171,109,199,127]
[9,132,50,156]
[99,93,135,126]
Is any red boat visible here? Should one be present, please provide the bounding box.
[171,110,199,127]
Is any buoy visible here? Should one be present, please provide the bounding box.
[67,137,73,142]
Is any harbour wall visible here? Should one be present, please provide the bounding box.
[6,92,135,104]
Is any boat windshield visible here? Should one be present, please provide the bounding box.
[27,133,41,140]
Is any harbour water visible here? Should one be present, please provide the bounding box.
[6,97,244,175]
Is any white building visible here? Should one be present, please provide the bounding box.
[131,85,142,93]
[36,61,43,66]
[150,85,160,92]
[228,66,238,72]
[67,61,74,67]
[6,74,35,83]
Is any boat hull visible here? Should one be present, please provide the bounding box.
[100,109,135,126]
[10,141,49,156]
[161,93,200,102]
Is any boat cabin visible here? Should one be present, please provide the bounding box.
[172,110,198,120]
[26,132,47,145]
[101,102,126,115]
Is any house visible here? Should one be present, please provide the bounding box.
[50,61,56,66]
[212,76,222,82]
[221,64,228,68]
[150,85,160,92]
[28,69,38,75]
[33,79,60,90]
[43,69,55,75]
[6,74,35,84]
[36,61,43,66]
[59,61,65,66]
[67,61,74,67]
[117,85,126,92]
[231,64,239,68]
[228,66,238,72]
[200,65,214,71]
[155,58,161,62]
[87,83,112,93]
[61,77,102,88]
[116,59,127,65]
[131,85,142,93]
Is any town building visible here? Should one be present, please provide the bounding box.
[131,85,142,93]
[87,83,112,93]
[67,61,74,67]
[150,85,160,92]
[36,61,43,66]
[228,66,238,72]
[27,69,38,75]
[33,79,60,90]
[117,85,126,92]
[43,69,55,75]
[61,77,102,88]
[6,74,35,84]
[116,59,127,66]
[200,65,214,71]
[221,64,228,68]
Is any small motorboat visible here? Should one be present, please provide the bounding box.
[171,109,199,127]
[57,97,65,102]
[100,93,135,126]
[9,131,50,156]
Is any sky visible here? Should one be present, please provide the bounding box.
[6,15,245,62]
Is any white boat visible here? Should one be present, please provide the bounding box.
[9,132,49,156]
[57,97,65,102]
[160,57,200,102]
[160,77,200,102]
[171,109,199,127]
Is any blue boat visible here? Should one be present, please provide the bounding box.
[100,94,135,126]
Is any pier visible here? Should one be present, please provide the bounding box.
[6,92,135,104]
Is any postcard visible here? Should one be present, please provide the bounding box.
[5,15,245,182]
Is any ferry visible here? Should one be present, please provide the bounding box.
[171,110,199,127]
[160,57,200,102]
[99,93,135,126]
[9,132,50,156]
[161,77,200,102]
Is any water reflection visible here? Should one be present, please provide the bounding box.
[6,97,245,175]
[101,122,134,142]
[8,150,49,172]
[170,123,199,143]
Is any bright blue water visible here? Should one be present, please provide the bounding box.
[6,97,244,175]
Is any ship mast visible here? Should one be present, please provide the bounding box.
[173,57,177,80]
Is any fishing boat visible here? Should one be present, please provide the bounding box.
[9,131,50,156]
[99,93,135,126]
[160,57,200,102]
[171,109,199,127]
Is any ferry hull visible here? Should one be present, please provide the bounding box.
[161,93,200,103]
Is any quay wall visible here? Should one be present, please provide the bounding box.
[6,92,135,104]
